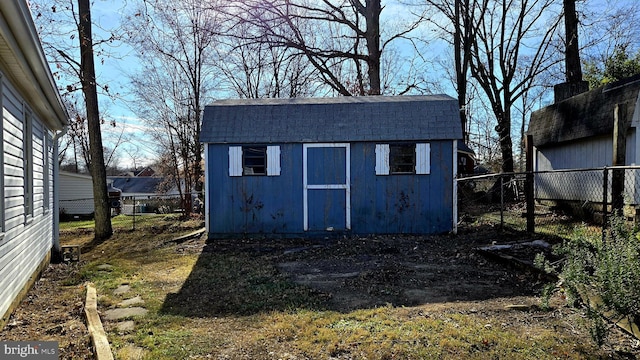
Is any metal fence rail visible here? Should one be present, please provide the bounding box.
[457,166,640,236]
[59,192,203,230]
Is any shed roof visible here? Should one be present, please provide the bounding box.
[528,75,640,147]
[200,95,462,144]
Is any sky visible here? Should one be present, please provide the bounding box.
[36,0,639,169]
[48,0,438,170]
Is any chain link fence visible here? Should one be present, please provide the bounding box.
[59,192,204,230]
[457,166,640,237]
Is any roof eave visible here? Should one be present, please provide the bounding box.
[0,1,68,130]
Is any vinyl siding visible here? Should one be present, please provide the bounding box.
[3,81,24,230]
[0,76,55,322]
[534,133,640,204]
[59,172,95,215]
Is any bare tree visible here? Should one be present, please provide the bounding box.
[217,21,321,98]
[78,0,112,240]
[123,0,222,215]
[464,0,563,173]
[232,0,425,96]
[422,0,475,141]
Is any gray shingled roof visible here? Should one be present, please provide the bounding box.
[528,75,640,147]
[109,177,166,195]
[200,95,462,144]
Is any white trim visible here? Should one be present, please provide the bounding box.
[452,140,458,234]
[375,144,390,175]
[266,145,281,176]
[307,184,349,190]
[303,143,351,231]
[416,143,431,174]
[204,143,210,233]
[228,146,242,176]
[0,2,67,129]
[0,74,4,232]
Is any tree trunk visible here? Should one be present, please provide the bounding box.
[364,0,382,95]
[497,109,514,173]
[78,0,112,241]
[564,0,582,83]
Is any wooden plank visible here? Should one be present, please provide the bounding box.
[85,283,114,360]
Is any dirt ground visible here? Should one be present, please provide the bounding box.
[2,224,640,359]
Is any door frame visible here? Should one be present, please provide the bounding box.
[302,143,351,231]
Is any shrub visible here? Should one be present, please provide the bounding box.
[551,216,640,344]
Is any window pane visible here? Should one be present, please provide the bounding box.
[390,144,415,174]
[243,146,267,175]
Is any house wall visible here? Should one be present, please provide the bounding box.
[534,130,640,204]
[59,172,94,215]
[0,75,55,323]
[205,141,455,236]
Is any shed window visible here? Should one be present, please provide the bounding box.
[390,144,415,174]
[229,145,281,177]
[376,143,430,175]
[243,146,267,175]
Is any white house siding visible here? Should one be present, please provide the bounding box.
[534,131,640,205]
[59,172,95,215]
[0,76,55,323]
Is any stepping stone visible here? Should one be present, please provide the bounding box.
[117,344,146,360]
[97,264,113,271]
[113,284,131,295]
[104,307,148,321]
[118,296,144,307]
[116,321,136,332]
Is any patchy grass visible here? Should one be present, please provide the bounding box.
[51,216,639,359]
[59,213,177,233]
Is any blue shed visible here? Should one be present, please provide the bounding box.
[200,95,462,238]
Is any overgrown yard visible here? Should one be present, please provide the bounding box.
[2,214,639,359]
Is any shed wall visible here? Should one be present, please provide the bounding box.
[206,141,455,236]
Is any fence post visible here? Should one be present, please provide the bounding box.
[132,195,136,231]
[602,167,608,241]
[500,175,504,229]
[525,135,535,232]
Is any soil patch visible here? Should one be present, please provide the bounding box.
[203,228,549,313]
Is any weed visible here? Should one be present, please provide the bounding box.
[547,216,640,343]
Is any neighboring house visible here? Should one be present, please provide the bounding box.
[200,95,462,237]
[59,172,121,218]
[109,176,176,199]
[109,176,179,214]
[116,166,156,177]
[0,1,68,327]
[59,171,94,216]
[457,140,476,175]
[527,75,640,210]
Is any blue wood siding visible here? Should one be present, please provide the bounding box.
[307,147,346,185]
[208,143,303,234]
[206,141,454,236]
[349,142,454,234]
[308,189,346,231]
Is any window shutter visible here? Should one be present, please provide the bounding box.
[267,146,281,176]
[416,143,431,174]
[229,146,242,176]
[375,144,390,175]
